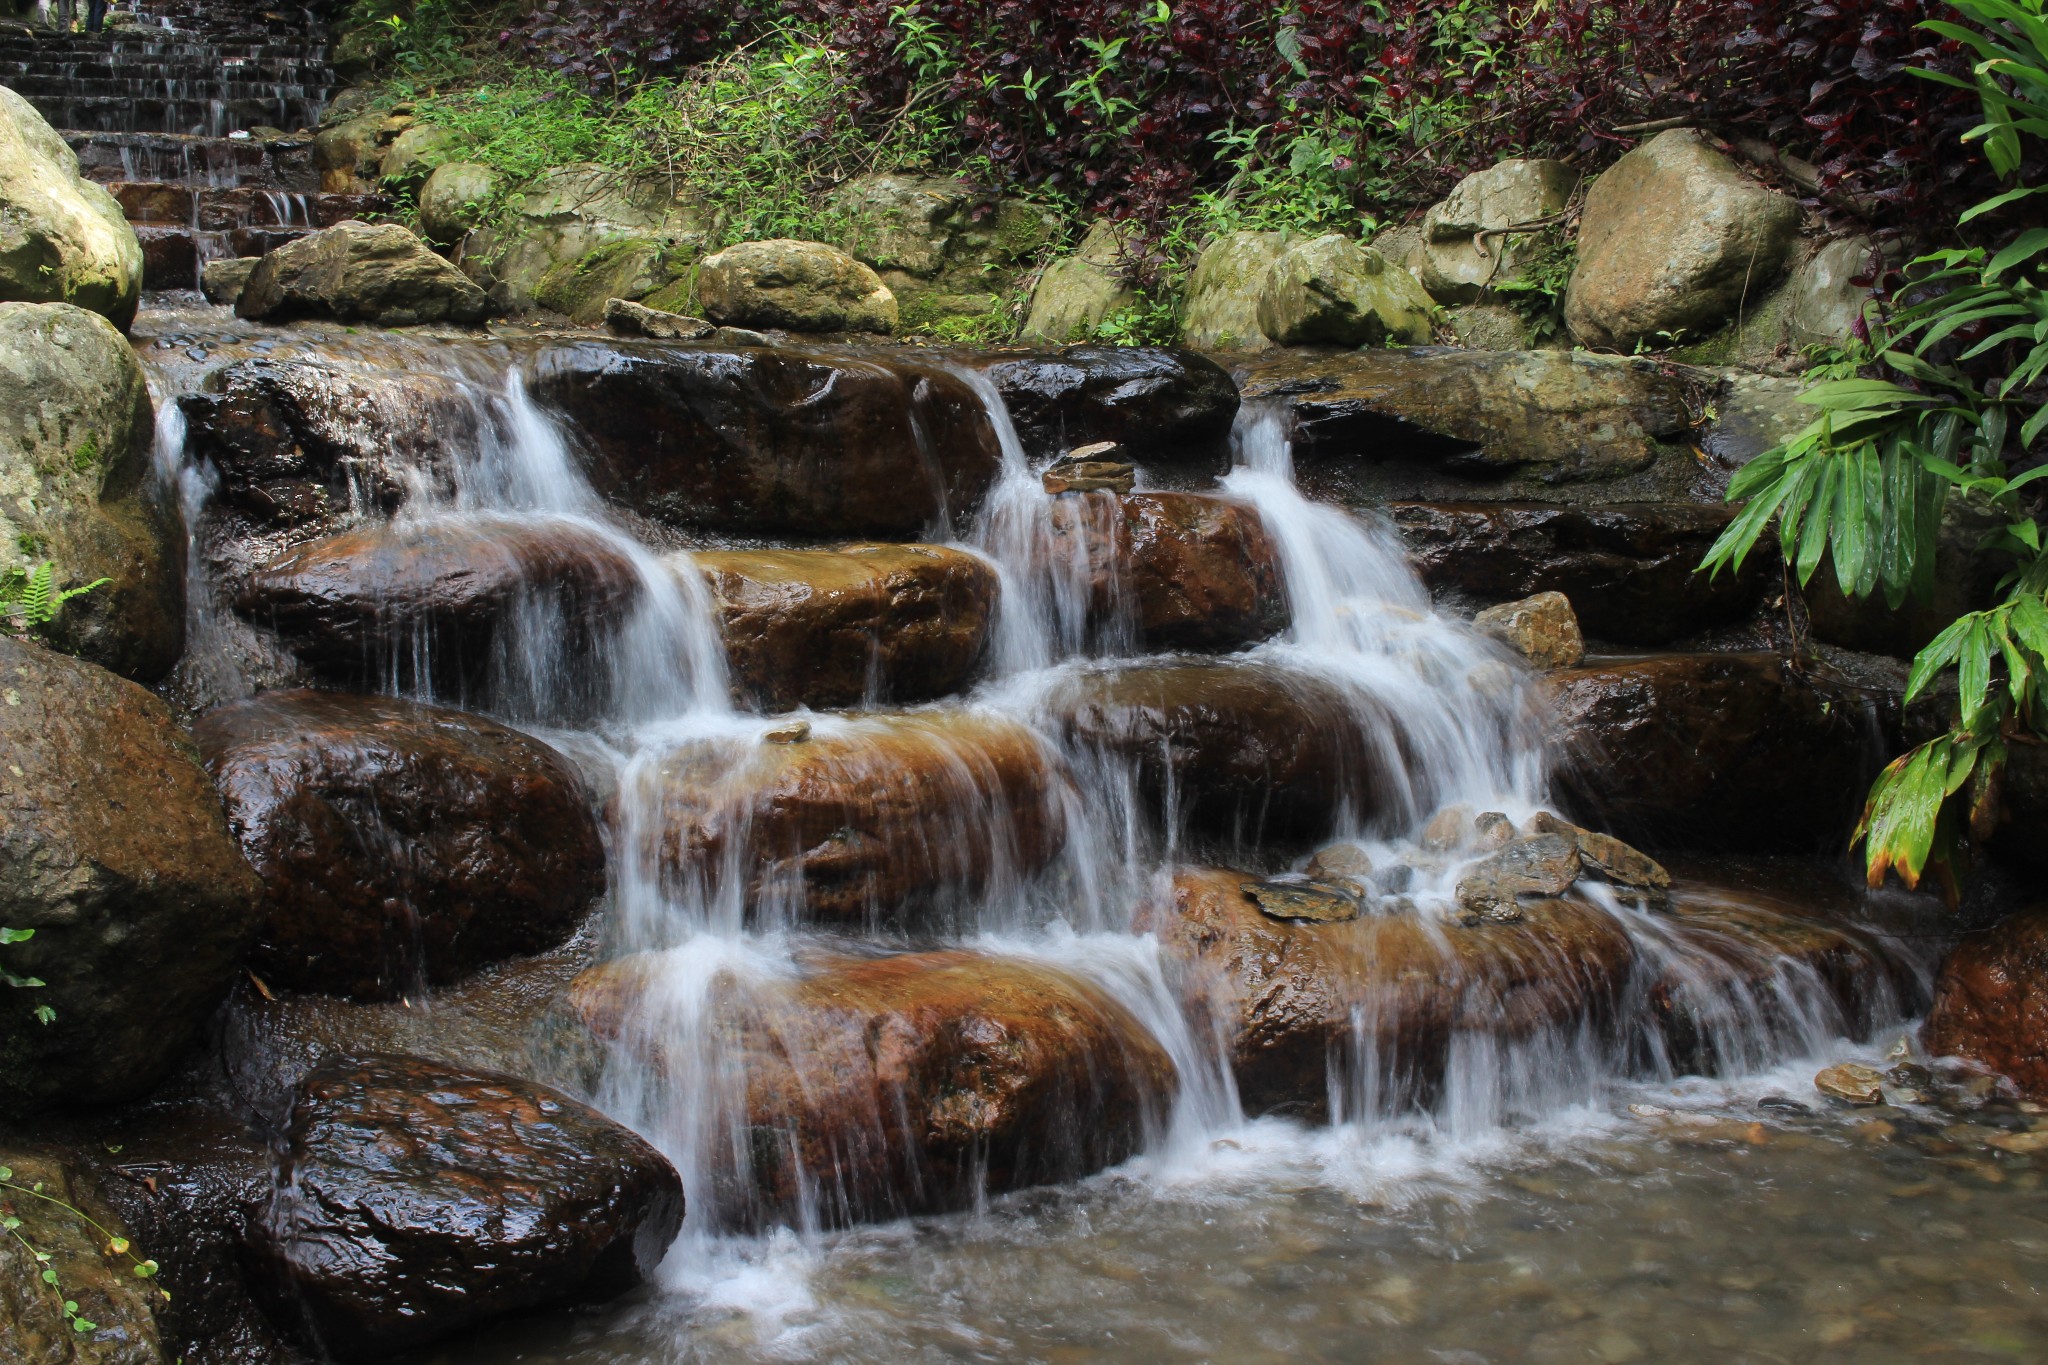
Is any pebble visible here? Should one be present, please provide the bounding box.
[1815,1062,1886,1105]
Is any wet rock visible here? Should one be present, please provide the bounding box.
[1816,1062,1887,1105]
[238,220,490,327]
[1043,491,1289,651]
[1474,590,1584,668]
[1526,811,1669,896]
[1042,442,1136,494]
[1548,653,1872,853]
[244,1055,683,1360]
[1022,220,1135,343]
[1235,349,1692,484]
[1924,907,2048,1099]
[525,340,1003,537]
[1305,842,1374,885]
[0,87,142,328]
[1144,867,1637,1115]
[1256,234,1435,347]
[688,542,998,710]
[1043,660,1387,845]
[1414,158,1577,304]
[194,691,602,1001]
[1389,502,1770,645]
[1455,834,1581,924]
[233,517,644,694]
[631,713,1065,922]
[0,302,182,680]
[966,344,1240,470]
[697,238,896,334]
[199,255,259,306]
[1474,811,1516,849]
[416,160,498,246]
[603,295,713,340]
[573,949,1174,1227]
[1182,229,1297,350]
[0,639,263,1112]
[1994,745,2048,872]
[0,1149,165,1364]
[179,354,484,530]
[1242,877,1362,924]
[1565,129,1801,351]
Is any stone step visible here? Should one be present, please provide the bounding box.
[25,93,323,135]
[109,181,382,229]
[4,73,322,100]
[0,55,331,79]
[136,222,313,288]
[65,130,317,190]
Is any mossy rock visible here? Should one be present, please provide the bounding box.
[534,238,694,326]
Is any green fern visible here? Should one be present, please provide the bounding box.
[0,562,110,633]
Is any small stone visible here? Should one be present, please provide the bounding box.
[1241,877,1362,924]
[1816,1062,1886,1105]
[708,325,772,347]
[1526,812,1670,896]
[1473,811,1514,849]
[202,255,262,306]
[1988,1129,2048,1155]
[1473,590,1585,669]
[1422,804,1473,851]
[1042,448,1136,495]
[1455,833,1581,924]
[604,296,714,340]
[763,720,812,744]
[1306,843,1375,883]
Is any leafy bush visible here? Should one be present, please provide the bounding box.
[1702,0,2048,897]
[507,0,758,92]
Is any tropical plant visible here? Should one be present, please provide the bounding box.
[1701,0,2048,897]
[1,561,108,643]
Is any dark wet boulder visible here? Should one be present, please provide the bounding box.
[1995,744,2048,872]
[1042,491,1288,651]
[1390,502,1771,645]
[243,1055,682,1360]
[1040,660,1389,845]
[236,221,490,327]
[1924,906,2048,1099]
[573,949,1175,1227]
[1548,653,1874,854]
[1143,867,1637,1116]
[962,345,1239,471]
[524,340,1003,537]
[232,516,643,695]
[0,639,264,1113]
[193,691,605,1001]
[690,543,998,711]
[628,712,1065,923]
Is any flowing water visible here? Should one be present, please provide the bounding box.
[132,312,1999,1363]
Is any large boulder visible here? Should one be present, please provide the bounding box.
[0,87,142,329]
[0,302,181,680]
[1548,653,1875,853]
[1255,234,1435,347]
[468,164,716,315]
[0,639,264,1112]
[1040,490,1288,650]
[1142,867,1638,1115]
[1389,501,1772,644]
[1784,236,1880,353]
[237,220,490,327]
[1924,907,2048,1098]
[573,949,1176,1227]
[696,238,896,334]
[1565,129,1801,351]
[829,174,1058,332]
[1020,220,1135,343]
[689,543,998,711]
[1414,158,1577,304]
[962,345,1239,469]
[1181,230,1297,351]
[626,712,1066,922]
[1040,660,1388,845]
[416,160,499,246]
[244,1055,683,1360]
[231,517,644,695]
[376,123,464,193]
[1236,345,1695,490]
[524,341,1003,537]
[193,691,605,1001]
[0,1149,166,1364]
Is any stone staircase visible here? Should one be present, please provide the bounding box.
[1,0,381,291]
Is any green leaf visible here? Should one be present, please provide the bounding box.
[1908,614,1975,703]
[1959,620,1996,727]
[0,928,32,945]
[1987,228,2048,282]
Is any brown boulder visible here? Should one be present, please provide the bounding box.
[1473,590,1584,669]
[1142,867,1637,1116]
[1042,491,1288,651]
[690,543,997,711]
[628,712,1066,922]
[1924,907,2048,1098]
[236,221,489,327]
[0,639,264,1112]
[524,340,1003,537]
[1548,653,1873,853]
[1390,501,1770,645]
[193,691,605,1000]
[1041,660,1388,844]
[244,1055,682,1360]
[572,949,1176,1226]
[232,517,643,695]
